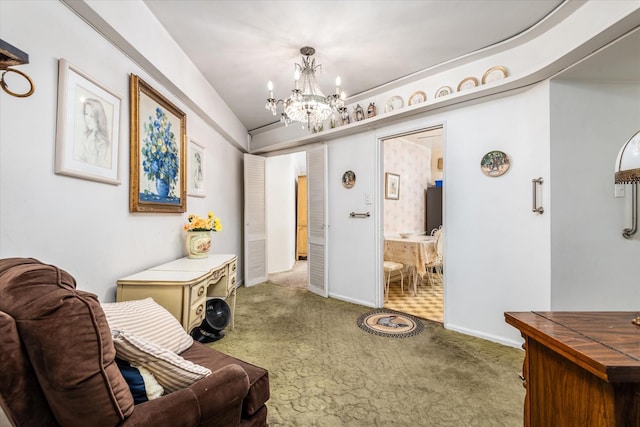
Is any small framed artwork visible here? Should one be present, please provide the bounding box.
[55,59,122,185]
[129,74,187,213]
[385,172,400,200]
[480,150,510,177]
[187,139,206,197]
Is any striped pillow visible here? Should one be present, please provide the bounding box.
[112,329,211,393]
[102,298,193,354]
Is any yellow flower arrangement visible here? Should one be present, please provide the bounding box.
[184,211,222,232]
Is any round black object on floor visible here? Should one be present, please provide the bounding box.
[191,298,230,343]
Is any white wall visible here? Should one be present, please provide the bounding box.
[328,131,381,306]
[0,1,245,302]
[436,85,552,345]
[550,80,640,309]
[266,155,297,274]
[323,84,552,346]
[383,139,432,235]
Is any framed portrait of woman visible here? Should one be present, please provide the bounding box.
[55,59,122,185]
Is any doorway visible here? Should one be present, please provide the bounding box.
[382,126,444,323]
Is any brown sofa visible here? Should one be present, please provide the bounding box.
[0,258,269,426]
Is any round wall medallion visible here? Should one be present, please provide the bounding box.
[480,151,510,177]
[342,170,356,188]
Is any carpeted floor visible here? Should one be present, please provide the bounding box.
[268,260,308,288]
[270,261,444,324]
[210,282,525,426]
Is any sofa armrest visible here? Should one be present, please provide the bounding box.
[189,363,250,425]
[121,364,249,426]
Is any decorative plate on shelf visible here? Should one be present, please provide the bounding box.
[480,150,510,177]
[434,86,453,98]
[457,77,479,92]
[385,95,404,113]
[408,91,427,105]
[482,66,508,84]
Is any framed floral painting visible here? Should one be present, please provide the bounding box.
[187,139,206,197]
[129,74,187,213]
[55,59,122,185]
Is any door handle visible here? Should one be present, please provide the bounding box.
[532,178,544,214]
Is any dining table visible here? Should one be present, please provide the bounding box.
[384,234,437,296]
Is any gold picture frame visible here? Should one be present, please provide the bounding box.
[129,74,187,213]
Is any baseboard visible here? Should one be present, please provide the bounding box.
[328,292,375,309]
[445,323,524,349]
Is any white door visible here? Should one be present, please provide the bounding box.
[307,145,328,297]
[243,153,268,286]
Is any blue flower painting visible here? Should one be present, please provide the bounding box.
[140,107,180,204]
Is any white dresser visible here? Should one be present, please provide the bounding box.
[116,254,237,334]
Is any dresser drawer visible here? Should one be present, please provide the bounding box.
[190,281,207,303]
[187,297,206,332]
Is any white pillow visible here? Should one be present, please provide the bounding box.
[137,365,164,400]
[102,298,193,354]
[112,329,211,393]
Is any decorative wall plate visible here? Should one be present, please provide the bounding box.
[434,86,452,98]
[480,150,510,177]
[457,77,479,92]
[408,91,427,105]
[482,66,508,84]
[385,95,404,113]
[342,170,356,188]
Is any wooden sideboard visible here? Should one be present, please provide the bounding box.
[117,254,237,334]
[505,311,640,427]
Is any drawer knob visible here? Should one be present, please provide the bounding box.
[197,286,205,296]
[231,277,236,285]
[196,304,204,315]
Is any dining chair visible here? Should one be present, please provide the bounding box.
[424,227,444,292]
[383,261,405,302]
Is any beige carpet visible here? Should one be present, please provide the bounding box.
[211,282,525,426]
[268,261,307,288]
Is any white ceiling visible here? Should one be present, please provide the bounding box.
[143,0,565,132]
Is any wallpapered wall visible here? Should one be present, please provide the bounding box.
[384,139,433,235]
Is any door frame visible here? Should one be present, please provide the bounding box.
[377,123,446,318]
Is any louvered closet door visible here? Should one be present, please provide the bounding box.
[307,145,328,297]
[243,154,267,286]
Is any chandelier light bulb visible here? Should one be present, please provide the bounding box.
[267,81,274,99]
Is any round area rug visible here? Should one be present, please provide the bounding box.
[357,308,424,338]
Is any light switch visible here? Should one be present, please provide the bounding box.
[615,184,625,198]
[364,193,372,205]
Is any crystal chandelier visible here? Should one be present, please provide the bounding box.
[265,47,346,131]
